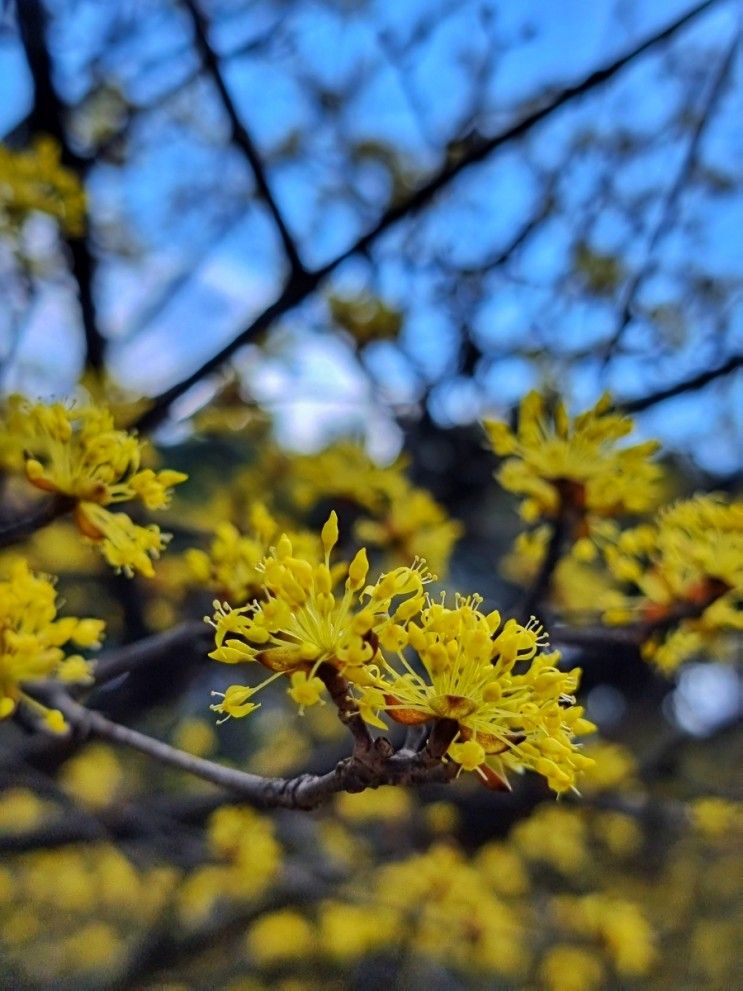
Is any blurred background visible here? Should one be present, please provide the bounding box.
[0,0,741,988]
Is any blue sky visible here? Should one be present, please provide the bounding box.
[0,0,740,471]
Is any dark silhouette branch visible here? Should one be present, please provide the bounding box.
[134,0,719,433]
[15,0,106,371]
[621,352,742,413]
[517,514,569,624]
[92,621,210,687]
[601,28,739,363]
[37,689,456,811]
[0,495,74,549]
[180,0,304,275]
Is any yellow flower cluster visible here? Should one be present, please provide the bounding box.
[604,494,742,671]
[373,843,529,977]
[185,502,319,603]
[0,137,86,237]
[361,593,595,792]
[484,391,661,525]
[244,843,528,978]
[209,511,432,719]
[59,743,125,810]
[0,560,103,727]
[209,513,593,792]
[511,805,589,873]
[327,291,402,344]
[3,397,187,577]
[237,440,462,577]
[0,843,177,983]
[502,524,627,619]
[176,806,283,926]
[551,893,656,977]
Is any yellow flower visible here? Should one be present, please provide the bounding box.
[361,594,594,792]
[60,744,125,809]
[553,894,656,977]
[208,511,432,717]
[246,909,316,965]
[355,480,463,578]
[0,559,102,726]
[0,137,86,236]
[185,502,320,602]
[512,806,588,873]
[484,391,661,525]
[605,494,743,672]
[539,945,604,991]
[336,785,413,823]
[2,397,187,577]
[691,798,742,839]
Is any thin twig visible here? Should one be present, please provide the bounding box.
[181,0,304,275]
[601,30,739,364]
[0,495,74,549]
[134,0,718,433]
[37,689,456,811]
[15,0,106,370]
[621,352,743,413]
[92,621,210,687]
[517,514,569,624]
[316,663,374,756]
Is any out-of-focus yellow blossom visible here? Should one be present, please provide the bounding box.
[208,511,433,718]
[502,525,626,619]
[285,441,404,514]
[317,900,399,963]
[373,843,529,978]
[423,800,460,835]
[172,716,217,757]
[553,893,656,977]
[604,494,743,672]
[484,391,660,525]
[474,841,530,896]
[317,820,370,871]
[0,559,102,725]
[59,743,125,809]
[246,716,310,776]
[175,806,282,924]
[226,440,462,576]
[355,480,462,578]
[690,797,743,839]
[539,945,605,991]
[56,921,123,974]
[579,741,637,794]
[3,907,40,945]
[185,502,319,603]
[328,291,402,344]
[0,788,47,833]
[335,784,413,823]
[0,137,86,236]
[592,811,643,857]
[512,806,588,874]
[207,806,282,880]
[245,910,316,966]
[362,594,594,792]
[2,397,187,577]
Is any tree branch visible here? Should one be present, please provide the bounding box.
[517,514,569,624]
[180,0,304,275]
[39,689,456,811]
[601,29,739,363]
[621,352,742,413]
[316,663,374,756]
[134,0,718,433]
[15,0,106,371]
[0,495,74,549]
[92,620,210,687]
